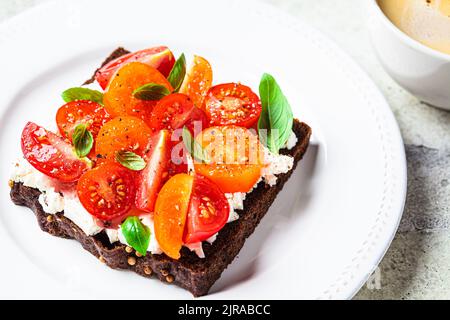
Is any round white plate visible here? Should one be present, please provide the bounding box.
[0,0,406,299]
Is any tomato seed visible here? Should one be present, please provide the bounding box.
[98,199,105,207]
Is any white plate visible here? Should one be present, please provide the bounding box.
[0,0,406,299]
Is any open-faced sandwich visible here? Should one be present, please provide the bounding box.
[9,46,311,296]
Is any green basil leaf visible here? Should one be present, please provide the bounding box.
[167,53,186,92]
[121,216,150,256]
[257,73,293,154]
[62,87,104,105]
[72,124,93,158]
[182,126,209,163]
[115,151,146,171]
[133,83,170,100]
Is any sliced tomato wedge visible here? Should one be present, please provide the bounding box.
[21,122,90,182]
[135,129,171,212]
[179,55,212,109]
[204,83,262,128]
[183,175,229,244]
[154,173,194,259]
[103,62,173,124]
[149,93,209,133]
[77,162,136,226]
[194,126,264,193]
[56,100,111,140]
[95,46,175,90]
[95,116,152,161]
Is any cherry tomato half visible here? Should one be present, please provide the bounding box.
[183,175,229,244]
[149,93,209,133]
[154,173,194,259]
[95,116,152,161]
[77,162,136,225]
[103,62,173,124]
[56,100,111,140]
[95,46,175,90]
[21,122,89,182]
[135,129,171,213]
[179,55,212,109]
[194,126,264,193]
[203,83,262,128]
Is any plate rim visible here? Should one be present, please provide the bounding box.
[274,7,407,299]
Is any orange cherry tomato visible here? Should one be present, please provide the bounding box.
[194,126,264,193]
[154,173,194,259]
[179,55,212,109]
[95,116,152,161]
[203,83,262,128]
[95,46,175,90]
[103,62,173,124]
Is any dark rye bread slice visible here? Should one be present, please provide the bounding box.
[11,48,312,296]
[10,120,311,296]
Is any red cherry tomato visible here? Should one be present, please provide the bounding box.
[149,93,209,133]
[135,129,171,212]
[203,83,262,128]
[77,162,136,225]
[56,100,111,140]
[135,128,190,212]
[95,46,175,90]
[21,122,89,182]
[183,175,230,244]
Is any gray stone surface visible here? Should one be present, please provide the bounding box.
[356,145,450,299]
[1,0,449,299]
[399,146,450,234]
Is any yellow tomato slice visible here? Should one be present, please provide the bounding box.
[154,173,194,259]
[194,126,264,193]
[179,55,213,109]
[103,62,173,124]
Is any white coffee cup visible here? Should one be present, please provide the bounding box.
[367,0,450,110]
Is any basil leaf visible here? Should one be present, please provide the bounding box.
[121,216,150,256]
[133,83,170,100]
[72,124,93,158]
[62,87,104,105]
[257,73,293,154]
[115,151,146,171]
[182,126,209,163]
[167,53,186,92]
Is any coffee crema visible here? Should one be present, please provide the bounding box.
[377,0,450,55]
